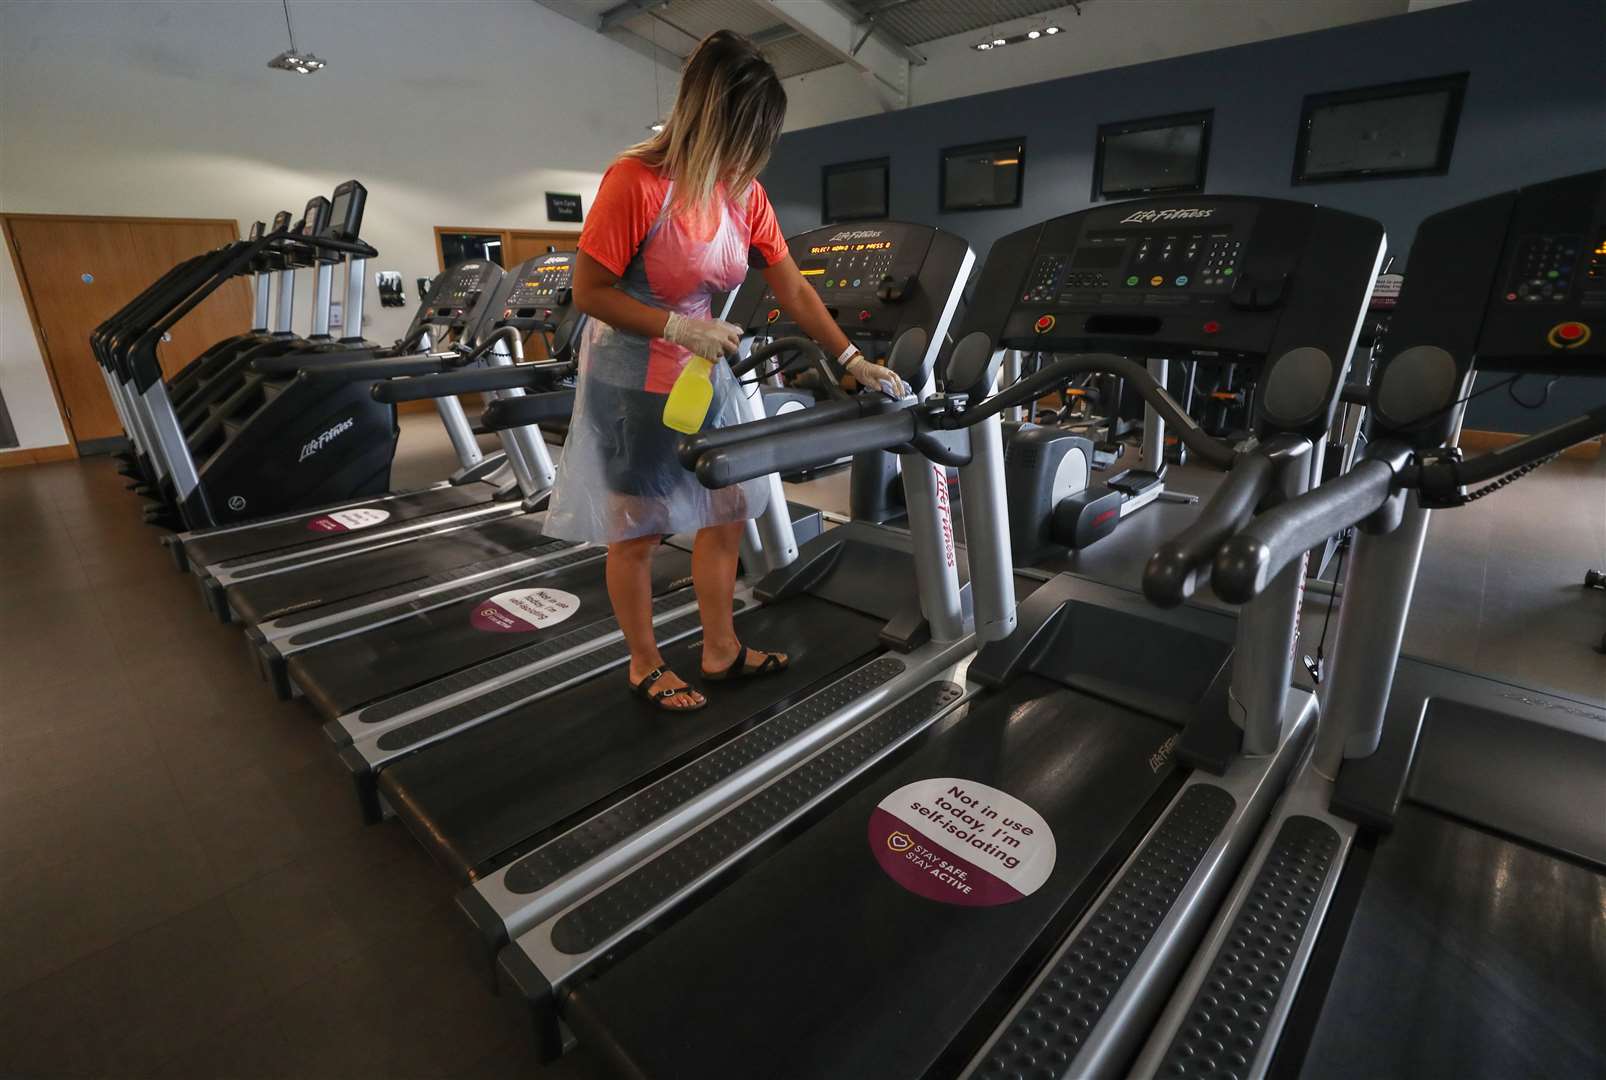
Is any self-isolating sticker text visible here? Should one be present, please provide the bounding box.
[469,587,581,633]
[868,778,1055,907]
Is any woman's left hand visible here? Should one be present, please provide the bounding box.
[844,352,909,398]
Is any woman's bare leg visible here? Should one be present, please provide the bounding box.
[694,522,786,675]
[609,534,701,707]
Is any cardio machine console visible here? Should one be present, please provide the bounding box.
[970,198,1384,365]
[404,260,505,345]
[482,252,584,359]
[726,221,972,352]
[966,196,1386,438]
[1479,170,1605,372]
[321,179,367,243]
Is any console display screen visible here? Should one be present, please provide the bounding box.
[1071,246,1124,270]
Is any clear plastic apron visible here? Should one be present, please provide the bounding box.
[544,182,770,544]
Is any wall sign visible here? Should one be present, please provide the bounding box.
[546,193,584,223]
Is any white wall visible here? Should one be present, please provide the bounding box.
[781,0,1420,132]
[0,0,666,452]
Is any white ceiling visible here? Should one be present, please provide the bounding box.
[533,0,1465,129]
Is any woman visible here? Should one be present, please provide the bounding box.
[547,29,905,713]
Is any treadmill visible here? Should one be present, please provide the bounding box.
[338,223,977,883]
[1130,170,1606,1079]
[180,258,561,618]
[490,194,1387,1077]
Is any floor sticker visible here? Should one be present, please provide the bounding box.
[306,507,392,533]
[868,777,1056,907]
[470,587,581,633]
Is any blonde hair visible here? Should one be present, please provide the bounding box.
[622,30,787,215]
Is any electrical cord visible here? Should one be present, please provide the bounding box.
[1302,529,1350,685]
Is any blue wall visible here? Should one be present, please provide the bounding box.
[762,0,1606,431]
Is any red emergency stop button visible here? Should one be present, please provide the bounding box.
[1034,314,1056,334]
[1203,320,1222,335]
[766,307,781,324]
[1548,321,1591,349]
[859,309,872,322]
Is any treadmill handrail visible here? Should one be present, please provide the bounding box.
[371,361,577,403]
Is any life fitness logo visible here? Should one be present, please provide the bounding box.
[932,463,956,569]
[1118,208,1216,225]
[299,417,356,463]
[826,228,885,242]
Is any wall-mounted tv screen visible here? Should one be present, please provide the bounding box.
[1294,74,1467,183]
[940,138,1025,212]
[822,158,889,223]
[1093,111,1212,200]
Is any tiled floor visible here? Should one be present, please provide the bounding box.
[1,414,1602,1079]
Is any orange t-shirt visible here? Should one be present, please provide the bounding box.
[578,157,789,279]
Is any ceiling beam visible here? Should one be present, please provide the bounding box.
[530,0,685,71]
[599,0,668,33]
[752,0,921,109]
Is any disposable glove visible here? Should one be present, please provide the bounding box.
[664,312,742,358]
[844,351,909,398]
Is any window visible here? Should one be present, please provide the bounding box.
[1293,74,1467,184]
[1092,111,1212,200]
[822,158,890,223]
[438,231,505,268]
[940,138,1025,212]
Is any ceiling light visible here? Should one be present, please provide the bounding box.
[268,49,324,75]
[977,25,1065,51]
[648,121,665,133]
[268,2,325,75]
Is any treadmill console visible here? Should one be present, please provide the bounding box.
[297,197,333,264]
[270,210,293,233]
[248,220,265,242]
[964,196,1386,438]
[725,221,973,359]
[323,179,367,243]
[1373,169,1605,445]
[402,259,505,345]
[483,252,584,359]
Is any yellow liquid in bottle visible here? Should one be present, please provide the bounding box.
[662,355,715,434]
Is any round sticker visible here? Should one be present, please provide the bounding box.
[867,778,1055,907]
[306,507,392,533]
[470,587,581,634]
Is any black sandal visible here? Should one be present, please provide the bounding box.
[702,644,789,682]
[629,666,706,712]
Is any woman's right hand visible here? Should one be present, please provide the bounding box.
[664,312,742,358]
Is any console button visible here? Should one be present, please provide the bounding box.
[1034,315,1055,334]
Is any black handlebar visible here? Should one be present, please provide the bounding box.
[369,361,576,403]
[676,396,900,469]
[481,391,576,431]
[250,348,376,376]
[961,351,1239,470]
[696,409,918,488]
[1144,452,1277,607]
[299,354,450,384]
[1213,457,1398,603]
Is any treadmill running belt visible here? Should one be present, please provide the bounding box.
[183,485,488,569]
[226,513,556,625]
[564,676,1178,1080]
[1292,805,1605,1078]
[290,548,692,720]
[381,596,886,879]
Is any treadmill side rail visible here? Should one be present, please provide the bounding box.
[964,690,1316,1080]
[495,662,976,1058]
[1130,766,1355,1080]
[465,642,976,977]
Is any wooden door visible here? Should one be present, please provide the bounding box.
[506,229,579,266]
[4,215,247,449]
